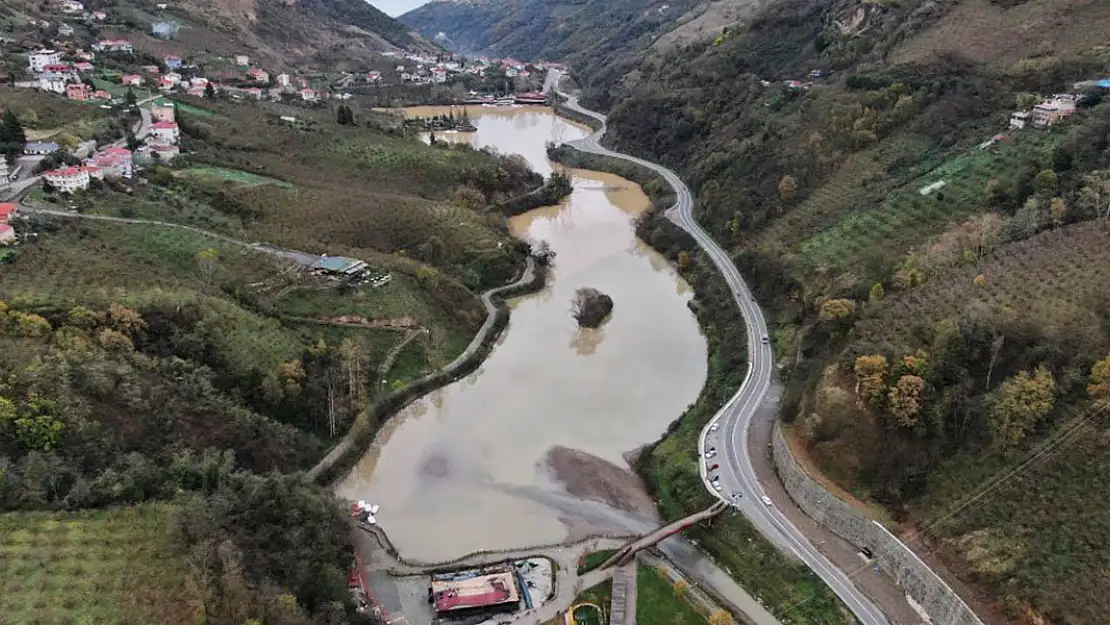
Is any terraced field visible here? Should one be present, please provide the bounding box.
[0,504,191,625]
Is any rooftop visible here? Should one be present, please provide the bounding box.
[311,256,367,274]
[431,571,519,614]
[0,203,17,220]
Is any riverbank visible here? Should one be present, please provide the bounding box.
[309,255,547,486]
[547,122,857,625]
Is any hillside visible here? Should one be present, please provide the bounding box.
[515,0,1110,624]
[1,0,439,70]
[401,0,727,104]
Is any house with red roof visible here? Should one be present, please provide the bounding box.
[66,83,91,101]
[248,68,270,83]
[122,74,142,86]
[149,121,180,145]
[0,202,17,222]
[44,166,97,193]
[89,147,133,178]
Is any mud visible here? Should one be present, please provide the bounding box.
[544,445,658,517]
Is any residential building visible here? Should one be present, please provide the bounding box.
[248,68,269,83]
[158,76,176,91]
[92,89,111,101]
[164,55,184,69]
[93,39,133,53]
[0,202,16,222]
[74,50,94,61]
[235,54,250,67]
[189,77,209,88]
[44,166,94,193]
[187,85,205,97]
[66,83,91,101]
[59,0,84,14]
[164,71,182,85]
[73,61,94,72]
[0,157,9,191]
[58,23,74,36]
[150,104,175,123]
[300,88,316,101]
[137,143,178,162]
[89,147,133,178]
[122,74,142,86]
[149,121,180,144]
[24,141,60,155]
[37,75,68,94]
[1033,96,1078,127]
[142,64,161,74]
[276,73,290,87]
[1010,111,1030,130]
[42,63,75,77]
[91,10,106,20]
[28,49,62,73]
[0,224,14,245]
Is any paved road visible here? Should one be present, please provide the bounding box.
[551,71,892,625]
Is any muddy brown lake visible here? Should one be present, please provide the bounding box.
[335,106,707,562]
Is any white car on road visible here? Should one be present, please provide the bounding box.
[761,495,773,506]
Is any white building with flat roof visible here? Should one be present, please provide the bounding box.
[28,49,61,73]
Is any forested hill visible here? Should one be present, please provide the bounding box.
[446,0,1110,624]
[400,0,742,97]
[2,0,440,69]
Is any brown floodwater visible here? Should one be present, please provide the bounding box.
[336,106,707,562]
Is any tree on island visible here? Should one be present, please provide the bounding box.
[571,287,613,328]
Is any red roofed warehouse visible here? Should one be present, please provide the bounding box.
[430,569,520,618]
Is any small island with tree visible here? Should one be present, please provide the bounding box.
[572,287,613,328]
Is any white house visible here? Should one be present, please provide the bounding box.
[60,0,84,14]
[92,39,133,54]
[1009,111,1030,130]
[149,121,180,144]
[300,88,316,101]
[28,49,62,73]
[276,73,290,87]
[44,166,94,193]
[58,23,74,37]
[235,54,250,67]
[37,74,69,94]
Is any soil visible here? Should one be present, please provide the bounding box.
[545,446,657,516]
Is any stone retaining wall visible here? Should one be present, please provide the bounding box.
[771,423,983,625]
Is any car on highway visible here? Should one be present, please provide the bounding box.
[710,421,720,431]
[761,336,770,344]
[713,482,723,491]
[732,492,743,500]
[761,495,773,506]
[708,463,719,471]
[704,447,717,459]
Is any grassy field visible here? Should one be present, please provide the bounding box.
[161,98,220,118]
[637,564,707,625]
[577,549,617,574]
[0,503,192,625]
[183,165,294,187]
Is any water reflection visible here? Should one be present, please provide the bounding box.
[336,106,708,561]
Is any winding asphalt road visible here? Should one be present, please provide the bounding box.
[550,71,891,625]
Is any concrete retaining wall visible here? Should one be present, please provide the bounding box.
[771,423,983,625]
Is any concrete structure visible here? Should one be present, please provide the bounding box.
[28,49,62,73]
[1033,96,1077,127]
[148,121,180,145]
[89,147,133,178]
[24,141,60,155]
[67,83,91,101]
[93,39,133,54]
[311,255,368,277]
[771,424,983,625]
[44,166,94,193]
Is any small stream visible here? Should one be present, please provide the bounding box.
[336,106,708,562]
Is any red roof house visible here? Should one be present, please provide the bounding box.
[0,203,17,222]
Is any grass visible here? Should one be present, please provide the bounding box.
[578,549,617,574]
[0,503,192,625]
[183,165,293,188]
[636,564,707,625]
[792,131,1059,281]
[164,98,220,118]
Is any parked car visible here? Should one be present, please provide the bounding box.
[732,491,743,500]
[710,421,720,431]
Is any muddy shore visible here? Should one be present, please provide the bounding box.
[545,445,659,518]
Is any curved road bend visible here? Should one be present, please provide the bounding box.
[551,72,892,625]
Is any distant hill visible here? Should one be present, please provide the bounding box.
[400,0,725,103]
[4,0,440,69]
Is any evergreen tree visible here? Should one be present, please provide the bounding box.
[0,107,27,159]
[125,87,137,107]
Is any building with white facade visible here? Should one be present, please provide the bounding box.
[28,49,62,73]
[89,147,133,178]
[44,166,95,193]
[149,121,180,145]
